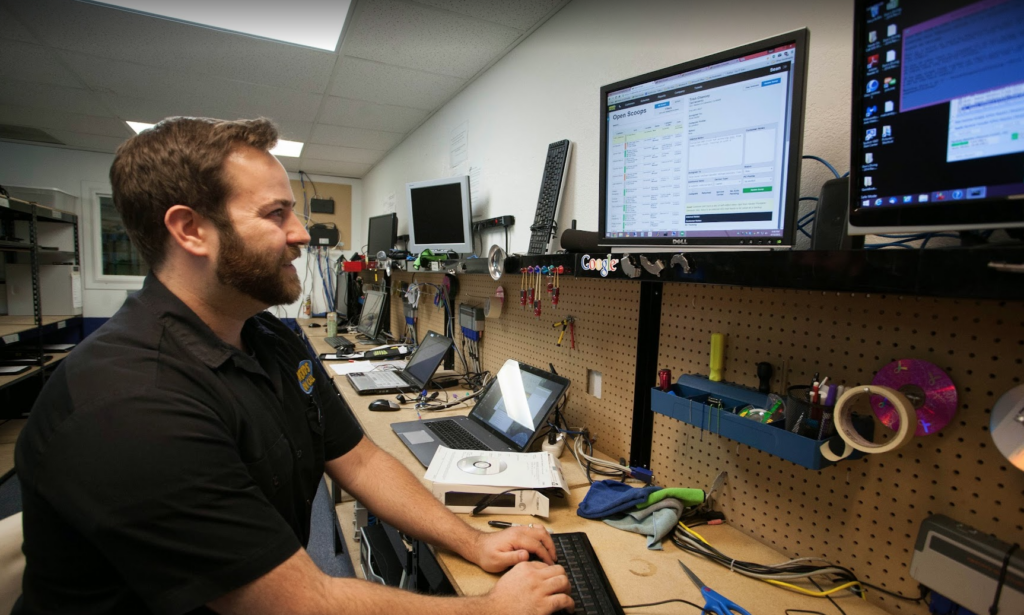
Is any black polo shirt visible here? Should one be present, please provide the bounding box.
[14,274,363,615]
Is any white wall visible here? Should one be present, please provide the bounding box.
[360,0,854,251]
[0,141,361,318]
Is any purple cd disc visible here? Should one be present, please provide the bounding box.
[871,359,958,436]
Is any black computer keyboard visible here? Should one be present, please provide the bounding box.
[528,139,572,255]
[552,532,624,615]
[324,336,355,351]
[427,420,488,450]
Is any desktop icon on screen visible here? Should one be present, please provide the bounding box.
[865,153,874,164]
[868,30,878,43]
[882,125,892,138]
[886,50,897,63]
[868,54,880,68]
[902,195,913,203]
[864,176,873,187]
[867,79,879,93]
[918,194,929,202]
[884,101,895,113]
[887,24,897,37]
[866,105,878,117]
[886,0,898,9]
[884,76,897,89]
[869,3,883,18]
[866,128,878,141]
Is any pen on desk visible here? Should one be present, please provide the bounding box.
[487,520,553,533]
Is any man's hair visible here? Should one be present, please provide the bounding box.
[109,117,279,270]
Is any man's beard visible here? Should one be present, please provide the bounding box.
[215,225,302,307]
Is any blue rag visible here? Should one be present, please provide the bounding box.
[576,480,661,520]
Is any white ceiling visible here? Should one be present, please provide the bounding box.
[0,0,569,178]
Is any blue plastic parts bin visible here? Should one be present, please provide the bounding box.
[650,374,870,470]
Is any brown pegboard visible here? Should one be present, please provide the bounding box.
[389,270,639,463]
[653,284,1024,614]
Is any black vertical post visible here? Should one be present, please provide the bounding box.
[629,281,662,468]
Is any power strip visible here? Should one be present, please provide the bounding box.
[472,215,515,232]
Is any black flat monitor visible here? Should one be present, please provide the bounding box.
[356,289,387,342]
[406,176,473,256]
[598,29,810,250]
[848,0,1024,235]
[367,213,397,261]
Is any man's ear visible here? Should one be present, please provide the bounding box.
[164,205,215,257]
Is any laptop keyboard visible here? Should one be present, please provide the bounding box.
[427,419,488,450]
[552,532,624,615]
[365,370,406,387]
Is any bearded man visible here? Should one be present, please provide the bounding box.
[14,117,573,615]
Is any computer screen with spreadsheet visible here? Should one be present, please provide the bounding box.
[598,30,809,250]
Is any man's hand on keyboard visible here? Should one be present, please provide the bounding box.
[471,525,557,572]
[487,561,575,615]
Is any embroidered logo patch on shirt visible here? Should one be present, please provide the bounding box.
[296,360,316,395]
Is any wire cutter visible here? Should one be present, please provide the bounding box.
[678,560,751,615]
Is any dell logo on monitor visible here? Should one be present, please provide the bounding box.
[672,238,688,245]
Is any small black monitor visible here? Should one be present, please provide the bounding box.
[367,213,397,260]
[406,176,473,255]
[356,289,387,342]
[848,0,1024,235]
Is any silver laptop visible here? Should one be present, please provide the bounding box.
[392,360,570,466]
[346,331,452,395]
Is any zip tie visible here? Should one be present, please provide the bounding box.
[730,559,737,573]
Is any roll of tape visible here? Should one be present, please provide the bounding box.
[484,286,504,319]
[819,385,917,461]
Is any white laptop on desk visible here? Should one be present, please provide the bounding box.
[391,360,570,467]
[346,331,452,395]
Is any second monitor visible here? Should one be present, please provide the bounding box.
[406,175,473,256]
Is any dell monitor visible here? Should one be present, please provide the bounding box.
[598,29,809,250]
[406,176,473,256]
[356,289,388,343]
[367,213,398,260]
[848,0,1024,235]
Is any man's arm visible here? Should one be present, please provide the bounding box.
[326,436,557,572]
[208,547,573,615]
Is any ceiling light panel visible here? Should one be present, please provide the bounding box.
[85,0,351,51]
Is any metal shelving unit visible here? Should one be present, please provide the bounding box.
[0,197,83,417]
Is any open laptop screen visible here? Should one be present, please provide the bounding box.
[356,290,386,340]
[404,332,453,387]
[469,361,569,450]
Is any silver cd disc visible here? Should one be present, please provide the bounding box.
[457,455,508,475]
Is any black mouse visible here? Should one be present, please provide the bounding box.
[368,399,400,411]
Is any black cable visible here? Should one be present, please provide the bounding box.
[300,171,319,197]
[620,598,709,612]
[785,611,828,615]
[990,543,1019,615]
[811,575,846,615]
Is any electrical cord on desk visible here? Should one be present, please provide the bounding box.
[619,598,710,613]
[671,524,930,603]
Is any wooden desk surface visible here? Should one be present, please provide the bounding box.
[314,332,887,614]
[435,486,888,614]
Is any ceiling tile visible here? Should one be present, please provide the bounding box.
[416,0,565,31]
[310,123,404,151]
[0,5,39,43]
[0,79,114,117]
[343,0,522,79]
[0,104,132,138]
[330,57,465,110]
[297,158,371,178]
[302,143,385,165]
[0,40,83,88]
[36,129,130,153]
[62,54,323,123]
[6,0,338,94]
[320,96,428,133]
